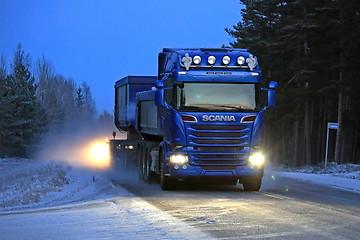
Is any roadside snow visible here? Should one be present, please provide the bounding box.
[0,158,213,239]
[0,158,69,211]
[275,162,360,193]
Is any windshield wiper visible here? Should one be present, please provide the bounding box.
[214,105,245,111]
[179,106,212,111]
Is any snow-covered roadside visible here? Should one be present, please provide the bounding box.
[0,158,213,240]
[273,163,360,193]
[0,158,107,212]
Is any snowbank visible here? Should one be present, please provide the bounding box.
[0,158,68,211]
[0,158,102,212]
[280,162,360,179]
[0,158,213,240]
[275,162,360,193]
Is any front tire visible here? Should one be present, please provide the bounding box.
[242,176,262,191]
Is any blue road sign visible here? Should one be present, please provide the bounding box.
[328,122,339,130]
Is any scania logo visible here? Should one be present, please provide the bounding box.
[202,115,236,122]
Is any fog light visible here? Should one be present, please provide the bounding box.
[170,154,189,164]
[174,165,179,170]
[182,165,187,170]
[249,152,265,167]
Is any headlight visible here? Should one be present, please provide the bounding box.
[170,155,189,164]
[237,56,245,65]
[193,55,202,65]
[249,152,265,167]
[207,55,216,65]
[222,56,231,65]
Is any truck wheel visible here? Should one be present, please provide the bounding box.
[159,151,177,191]
[137,144,144,180]
[242,177,262,191]
[142,146,153,183]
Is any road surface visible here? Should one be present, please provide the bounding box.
[1,171,359,239]
[119,172,360,239]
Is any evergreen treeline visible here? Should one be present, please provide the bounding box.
[226,0,360,166]
[0,44,98,158]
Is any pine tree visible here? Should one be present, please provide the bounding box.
[226,0,360,166]
[0,44,46,157]
[0,56,12,156]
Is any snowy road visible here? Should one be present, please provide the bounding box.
[1,159,360,239]
[117,172,360,239]
[0,182,211,240]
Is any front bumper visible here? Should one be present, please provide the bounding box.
[166,152,264,179]
[165,144,264,180]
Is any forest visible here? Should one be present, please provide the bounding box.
[226,0,360,166]
[2,0,360,167]
[0,44,113,158]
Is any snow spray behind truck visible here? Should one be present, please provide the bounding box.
[109,48,277,190]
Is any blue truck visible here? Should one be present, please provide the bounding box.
[109,48,277,191]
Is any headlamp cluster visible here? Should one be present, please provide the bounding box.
[191,55,248,66]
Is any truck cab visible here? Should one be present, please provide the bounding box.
[111,48,277,191]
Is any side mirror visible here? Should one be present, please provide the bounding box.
[267,89,276,108]
[155,80,164,89]
[263,81,278,109]
[155,80,164,106]
[269,81,278,90]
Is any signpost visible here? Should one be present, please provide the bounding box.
[325,122,339,167]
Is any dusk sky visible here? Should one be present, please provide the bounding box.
[0,0,243,114]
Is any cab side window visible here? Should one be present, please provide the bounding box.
[164,76,173,107]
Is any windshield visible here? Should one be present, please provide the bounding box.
[175,83,257,112]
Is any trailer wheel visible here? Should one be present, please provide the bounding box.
[242,177,262,191]
[159,151,177,191]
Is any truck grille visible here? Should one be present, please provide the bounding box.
[187,124,251,166]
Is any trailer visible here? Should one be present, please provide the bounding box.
[109,48,277,190]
